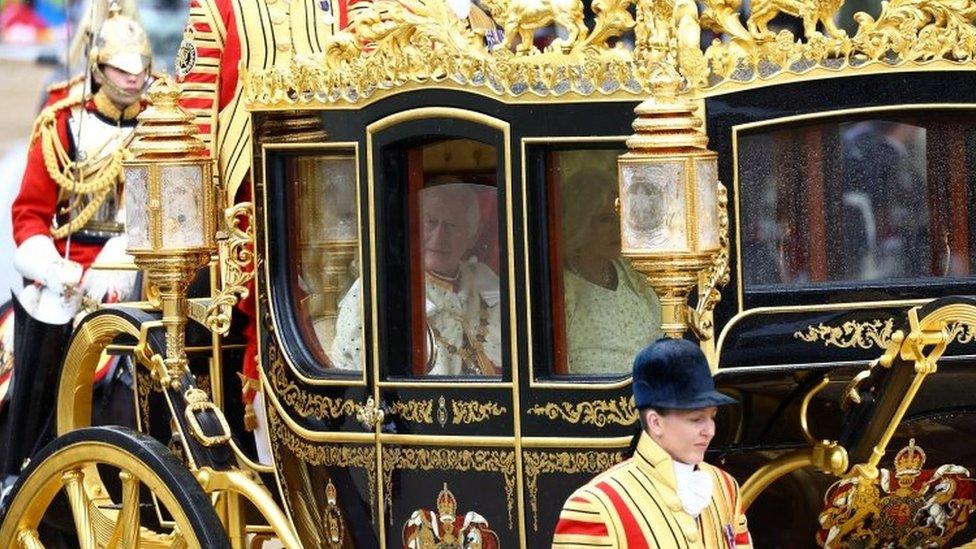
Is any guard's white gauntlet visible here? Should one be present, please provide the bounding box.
[13,235,83,324]
[13,234,82,295]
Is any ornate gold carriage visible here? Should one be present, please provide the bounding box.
[4,0,976,547]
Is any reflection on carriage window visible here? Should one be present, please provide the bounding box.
[740,116,976,288]
[545,149,661,377]
[287,153,362,374]
[332,138,504,378]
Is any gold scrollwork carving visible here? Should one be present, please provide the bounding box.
[267,405,377,511]
[241,0,976,105]
[947,321,976,344]
[266,338,358,420]
[389,399,435,424]
[206,202,256,335]
[450,400,507,424]
[692,182,730,341]
[382,447,517,529]
[527,396,638,427]
[794,319,976,350]
[522,450,624,531]
[135,366,160,432]
[794,318,896,349]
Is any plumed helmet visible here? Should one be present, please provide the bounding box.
[89,3,151,75]
[632,338,738,410]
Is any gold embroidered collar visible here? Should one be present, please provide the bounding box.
[93,90,141,122]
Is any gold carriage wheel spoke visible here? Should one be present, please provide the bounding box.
[16,528,44,549]
[106,470,141,549]
[62,468,96,549]
[168,530,189,549]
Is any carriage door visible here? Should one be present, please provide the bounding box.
[260,140,378,548]
[367,109,520,547]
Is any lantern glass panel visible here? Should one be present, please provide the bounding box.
[619,159,688,252]
[161,163,205,249]
[124,164,151,248]
[695,157,720,251]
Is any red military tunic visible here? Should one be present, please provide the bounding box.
[12,92,139,271]
[553,433,752,549]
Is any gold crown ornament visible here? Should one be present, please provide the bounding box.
[437,483,458,521]
[894,438,926,479]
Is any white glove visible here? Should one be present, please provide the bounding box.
[81,235,137,304]
[13,234,82,296]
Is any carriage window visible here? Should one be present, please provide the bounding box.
[406,139,503,378]
[739,115,976,289]
[287,152,363,374]
[535,147,662,378]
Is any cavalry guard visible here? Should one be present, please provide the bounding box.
[0,1,151,492]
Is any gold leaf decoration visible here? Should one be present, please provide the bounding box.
[389,399,435,424]
[135,367,160,432]
[522,450,624,531]
[451,400,507,424]
[382,447,517,529]
[947,321,976,344]
[527,396,638,427]
[794,319,896,349]
[205,203,255,335]
[583,0,637,49]
[266,337,358,420]
[794,318,976,349]
[268,406,377,512]
[241,0,976,107]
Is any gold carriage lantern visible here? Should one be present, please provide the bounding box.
[123,75,216,387]
[618,67,726,340]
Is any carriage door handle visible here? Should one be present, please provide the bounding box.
[355,397,386,430]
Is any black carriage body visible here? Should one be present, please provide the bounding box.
[251,71,976,548]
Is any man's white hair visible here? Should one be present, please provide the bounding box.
[421,182,482,239]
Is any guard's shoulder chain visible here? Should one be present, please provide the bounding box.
[32,94,127,239]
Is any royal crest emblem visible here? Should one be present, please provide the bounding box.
[402,482,500,549]
[175,26,198,81]
[817,439,976,548]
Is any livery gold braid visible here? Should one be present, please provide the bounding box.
[523,450,624,531]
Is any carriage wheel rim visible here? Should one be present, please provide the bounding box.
[0,439,202,548]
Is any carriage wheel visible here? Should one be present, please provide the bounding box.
[0,426,229,549]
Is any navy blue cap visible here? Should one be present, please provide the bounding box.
[632,338,737,410]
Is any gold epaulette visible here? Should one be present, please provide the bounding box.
[29,91,84,146]
[44,73,85,98]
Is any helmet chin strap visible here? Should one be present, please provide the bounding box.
[91,63,144,109]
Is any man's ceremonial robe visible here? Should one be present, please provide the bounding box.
[553,433,752,549]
